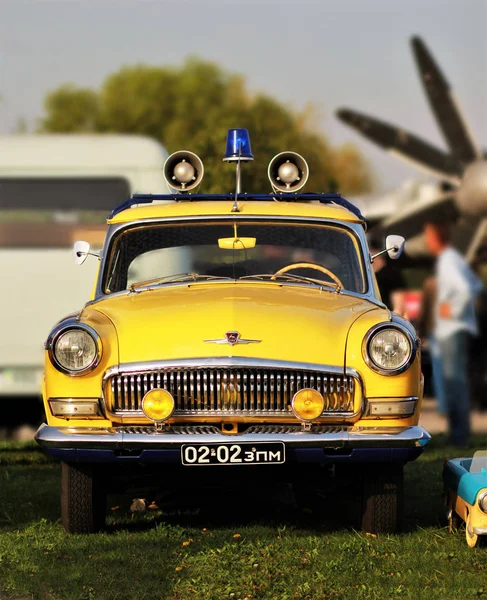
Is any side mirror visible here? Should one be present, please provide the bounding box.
[386,235,406,260]
[73,240,91,265]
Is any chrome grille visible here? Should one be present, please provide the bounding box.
[245,424,348,434]
[105,367,357,417]
[120,425,221,435]
[115,425,348,435]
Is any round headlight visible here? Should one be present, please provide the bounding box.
[478,491,487,514]
[292,389,325,422]
[366,327,413,373]
[53,328,99,373]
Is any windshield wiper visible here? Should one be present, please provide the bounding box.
[240,273,340,292]
[129,273,234,293]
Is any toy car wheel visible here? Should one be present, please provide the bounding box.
[447,506,462,533]
[445,491,462,533]
[361,465,404,534]
[61,463,106,534]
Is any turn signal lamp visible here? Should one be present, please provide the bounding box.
[49,398,101,418]
[367,398,416,417]
[223,128,254,162]
[142,389,175,422]
[292,389,325,422]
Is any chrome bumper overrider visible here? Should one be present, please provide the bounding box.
[35,423,430,450]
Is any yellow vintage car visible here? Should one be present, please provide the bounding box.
[35,130,430,534]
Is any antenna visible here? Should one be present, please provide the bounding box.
[232,147,242,212]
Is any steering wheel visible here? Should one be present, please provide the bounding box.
[271,262,344,288]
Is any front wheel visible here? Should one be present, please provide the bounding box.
[361,465,404,534]
[61,463,106,534]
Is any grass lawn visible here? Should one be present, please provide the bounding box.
[1,437,487,600]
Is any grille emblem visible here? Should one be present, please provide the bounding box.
[204,331,261,346]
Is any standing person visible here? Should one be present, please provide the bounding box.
[369,238,407,315]
[424,221,483,447]
[419,276,446,414]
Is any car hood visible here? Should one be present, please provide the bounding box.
[92,283,387,367]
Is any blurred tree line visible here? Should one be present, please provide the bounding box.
[40,58,372,195]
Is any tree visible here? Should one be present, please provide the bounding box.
[40,58,372,195]
[42,85,99,132]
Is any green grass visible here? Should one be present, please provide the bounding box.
[1,437,487,600]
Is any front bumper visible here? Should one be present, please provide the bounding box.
[35,423,430,464]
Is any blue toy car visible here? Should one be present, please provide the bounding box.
[443,452,487,547]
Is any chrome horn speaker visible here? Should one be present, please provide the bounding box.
[268,151,309,193]
[163,151,204,192]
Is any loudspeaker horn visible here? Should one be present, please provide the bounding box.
[268,151,309,193]
[164,151,204,192]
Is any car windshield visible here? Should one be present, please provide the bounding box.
[103,220,366,294]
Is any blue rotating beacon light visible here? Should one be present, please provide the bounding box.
[223,128,254,162]
[224,129,254,212]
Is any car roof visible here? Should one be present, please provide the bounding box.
[107,199,363,225]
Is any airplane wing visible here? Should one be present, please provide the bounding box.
[411,36,481,164]
[336,109,462,182]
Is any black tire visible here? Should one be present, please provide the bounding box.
[61,462,106,534]
[361,464,404,534]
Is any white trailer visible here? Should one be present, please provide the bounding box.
[0,134,169,397]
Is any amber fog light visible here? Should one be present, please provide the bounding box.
[142,389,175,422]
[292,389,325,422]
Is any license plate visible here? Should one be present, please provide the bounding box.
[181,442,285,466]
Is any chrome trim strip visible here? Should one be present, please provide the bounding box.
[105,409,358,419]
[103,357,359,379]
[35,423,431,449]
[478,490,487,514]
[472,527,487,535]
[362,322,417,376]
[366,396,419,400]
[45,319,103,377]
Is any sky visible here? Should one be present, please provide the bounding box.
[1,0,486,194]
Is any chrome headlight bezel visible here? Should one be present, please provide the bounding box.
[362,323,416,375]
[47,321,102,376]
[478,490,487,514]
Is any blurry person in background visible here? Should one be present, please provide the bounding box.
[424,221,483,447]
[369,237,407,316]
[469,254,487,412]
[419,276,446,414]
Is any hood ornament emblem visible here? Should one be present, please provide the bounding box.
[204,331,261,346]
